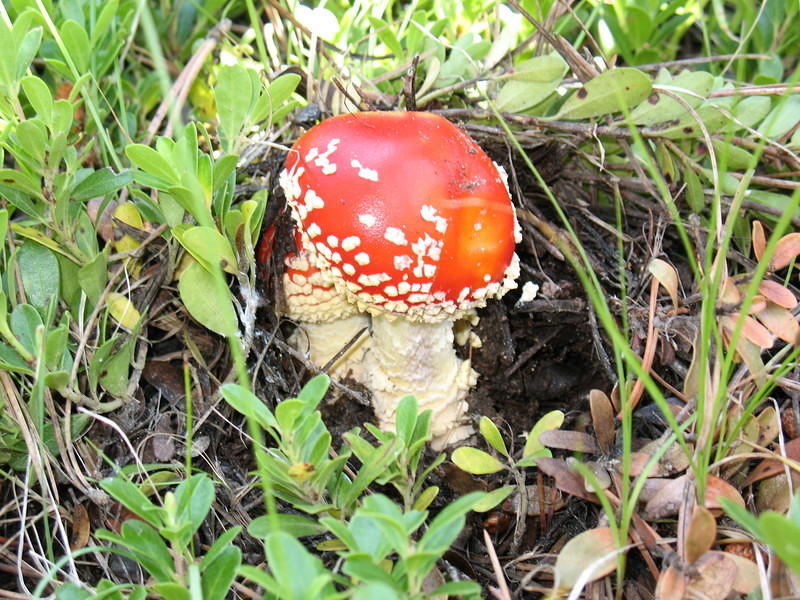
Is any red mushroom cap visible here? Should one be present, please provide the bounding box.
[279,111,520,321]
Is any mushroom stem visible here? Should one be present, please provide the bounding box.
[365,315,477,449]
[289,314,370,378]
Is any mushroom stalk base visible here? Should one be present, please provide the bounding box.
[289,314,370,379]
[365,315,476,450]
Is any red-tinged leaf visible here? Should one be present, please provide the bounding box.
[748,295,768,314]
[752,220,766,262]
[743,437,800,487]
[772,232,800,270]
[755,303,800,344]
[538,430,600,454]
[553,528,619,590]
[536,458,598,503]
[655,565,687,600]
[739,315,774,349]
[758,279,797,309]
[704,474,745,511]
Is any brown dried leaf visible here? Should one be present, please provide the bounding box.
[630,439,691,477]
[685,506,717,564]
[685,551,737,600]
[539,429,600,454]
[70,504,91,551]
[758,279,797,309]
[537,457,598,503]
[743,437,800,487]
[643,474,690,520]
[510,484,566,516]
[755,303,800,344]
[648,258,680,307]
[720,277,741,304]
[757,406,780,447]
[772,232,800,270]
[589,389,616,454]
[752,220,766,262]
[725,552,761,594]
[553,527,619,590]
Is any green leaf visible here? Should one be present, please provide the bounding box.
[759,513,800,571]
[419,491,484,554]
[21,76,53,123]
[395,395,418,446]
[734,95,771,129]
[172,474,214,539]
[496,55,566,113]
[72,168,133,202]
[78,249,108,305]
[220,383,280,432]
[215,65,254,152]
[200,526,242,569]
[116,520,174,582]
[178,260,237,336]
[413,485,439,511]
[630,70,713,126]
[368,16,403,57]
[201,545,241,600]
[555,68,652,120]
[125,144,179,184]
[473,485,515,512]
[479,416,508,457]
[429,581,482,597]
[523,409,564,459]
[264,532,334,599]
[296,373,331,410]
[60,20,90,73]
[758,96,800,139]
[15,27,43,82]
[175,226,238,274]
[0,169,44,200]
[451,446,504,474]
[150,583,189,600]
[352,582,402,600]
[17,241,59,312]
[99,476,163,528]
[249,514,327,539]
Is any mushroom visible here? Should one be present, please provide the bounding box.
[279,111,520,448]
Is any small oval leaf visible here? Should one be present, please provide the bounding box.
[555,68,652,120]
[451,447,504,475]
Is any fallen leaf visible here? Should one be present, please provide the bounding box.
[537,457,598,503]
[655,565,686,600]
[70,504,91,550]
[684,506,716,564]
[758,279,797,309]
[648,258,680,308]
[589,389,616,454]
[685,551,737,600]
[743,437,800,486]
[553,527,619,590]
[725,552,760,594]
[772,232,800,270]
[539,430,600,454]
[752,220,766,262]
[704,475,746,512]
[755,303,800,344]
